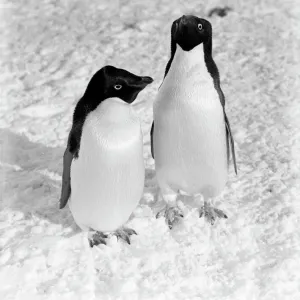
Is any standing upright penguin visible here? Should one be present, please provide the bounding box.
[59,66,153,246]
[151,15,237,228]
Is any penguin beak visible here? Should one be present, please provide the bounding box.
[126,76,153,103]
[141,76,154,85]
[181,15,188,25]
[173,15,190,41]
[134,76,154,89]
[127,76,153,93]
[178,15,188,31]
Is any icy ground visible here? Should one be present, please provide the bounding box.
[1,0,300,299]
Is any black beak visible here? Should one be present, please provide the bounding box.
[141,76,154,84]
[128,76,153,91]
[134,76,154,89]
[181,15,188,25]
[178,15,189,31]
[173,15,190,40]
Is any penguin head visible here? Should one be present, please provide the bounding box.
[171,15,212,51]
[84,66,153,104]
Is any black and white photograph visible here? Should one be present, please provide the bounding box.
[0,0,299,299]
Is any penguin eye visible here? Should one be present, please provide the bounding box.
[114,84,122,90]
[197,23,203,31]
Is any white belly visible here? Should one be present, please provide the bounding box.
[153,45,228,197]
[70,98,145,232]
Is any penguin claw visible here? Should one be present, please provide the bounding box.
[113,227,137,245]
[89,231,108,247]
[199,205,228,225]
[156,206,184,229]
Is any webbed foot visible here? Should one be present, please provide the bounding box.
[89,231,108,247]
[156,206,184,229]
[199,204,227,225]
[112,227,137,245]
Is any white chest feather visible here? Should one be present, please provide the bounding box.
[153,45,228,196]
[70,98,145,232]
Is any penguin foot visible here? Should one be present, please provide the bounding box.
[112,227,137,245]
[156,206,184,229]
[88,231,108,247]
[199,205,227,225]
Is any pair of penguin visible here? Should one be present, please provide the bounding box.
[59,15,237,247]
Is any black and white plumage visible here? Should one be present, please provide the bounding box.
[151,15,237,228]
[59,66,153,246]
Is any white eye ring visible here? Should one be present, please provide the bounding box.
[114,84,122,90]
[198,23,203,31]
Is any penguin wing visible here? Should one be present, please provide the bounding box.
[59,144,73,209]
[210,61,237,175]
[68,100,89,158]
[224,111,237,174]
[59,99,88,209]
[150,121,155,159]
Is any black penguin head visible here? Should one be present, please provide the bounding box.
[84,66,153,104]
[171,15,212,51]
[161,15,214,80]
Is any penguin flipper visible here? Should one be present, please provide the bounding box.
[150,121,155,159]
[59,146,73,209]
[69,98,91,158]
[224,112,237,174]
[59,129,75,209]
[59,98,89,209]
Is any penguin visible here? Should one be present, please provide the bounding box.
[151,15,237,228]
[59,66,153,246]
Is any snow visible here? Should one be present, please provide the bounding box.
[1,0,300,299]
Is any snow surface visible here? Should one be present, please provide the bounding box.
[1,0,300,299]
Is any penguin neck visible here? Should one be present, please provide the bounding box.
[171,41,216,82]
[172,44,207,78]
[95,97,134,121]
[159,42,221,108]
[178,43,204,60]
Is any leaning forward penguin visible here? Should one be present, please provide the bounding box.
[59,66,153,246]
[151,15,237,228]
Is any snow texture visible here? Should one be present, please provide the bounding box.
[1,0,300,299]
